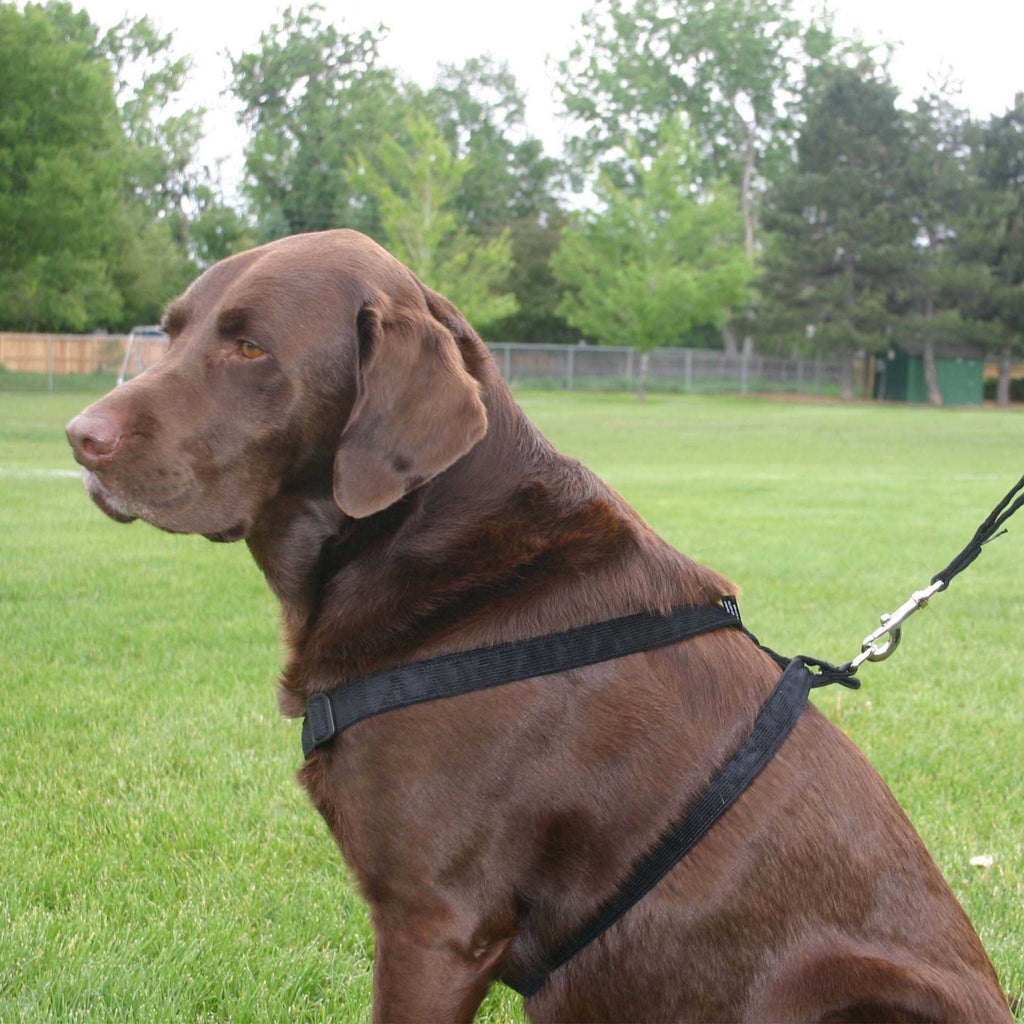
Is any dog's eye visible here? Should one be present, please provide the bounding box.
[238,340,264,359]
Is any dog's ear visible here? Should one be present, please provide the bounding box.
[332,295,488,518]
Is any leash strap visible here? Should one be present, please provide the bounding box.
[502,656,817,997]
[931,471,1024,591]
[302,604,743,758]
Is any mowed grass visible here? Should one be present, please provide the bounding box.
[1,388,1022,1023]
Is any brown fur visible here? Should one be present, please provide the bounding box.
[67,229,1012,1023]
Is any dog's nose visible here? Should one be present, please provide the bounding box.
[66,411,124,469]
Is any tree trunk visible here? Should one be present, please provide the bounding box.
[922,340,943,406]
[722,318,739,358]
[739,125,756,357]
[839,353,856,401]
[921,271,942,407]
[997,345,1013,406]
[637,350,649,402]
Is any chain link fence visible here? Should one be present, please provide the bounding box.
[0,331,852,398]
[487,343,844,395]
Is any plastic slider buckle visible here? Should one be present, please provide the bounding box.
[305,693,337,748]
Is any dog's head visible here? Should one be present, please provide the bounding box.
[66,230,488,540]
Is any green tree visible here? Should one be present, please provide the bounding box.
[972,94,1024,405]
[0,3,126,329]
[760,66,916,399]
[551,119,753,399]
[0,3,208,330]
[425,56,568,342]
[898,81,979,405]
[556,0,868,353]
[229,4,401,240]
[357,111,518,329]
[188,173,259,268]
[41,2,223,267]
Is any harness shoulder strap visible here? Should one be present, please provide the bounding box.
[502,656,817,997]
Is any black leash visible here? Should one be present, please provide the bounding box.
[931,471,1024,591]
[298,471,1023,997]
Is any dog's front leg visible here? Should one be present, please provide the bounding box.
[371,914,509,1024]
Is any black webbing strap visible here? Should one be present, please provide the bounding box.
[931,471,1024,591]
[502,656,816,997]
[302,603,742,758]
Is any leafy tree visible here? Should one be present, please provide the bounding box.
[427,57,562,234]
[0,3,126,329]
[40,2,220,259]
[229,4,402,240]
[99,13,203,238]
[556,0,869,352]
[425,56,568,342]
[759,66,916,399]
[356,111,518,329]
[188,173,259,268]
[551,119,753,399]
[0,3,209,330]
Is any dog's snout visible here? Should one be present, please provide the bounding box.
[66,411,124,469]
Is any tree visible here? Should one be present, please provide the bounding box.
[0,3,207,331]
[188,172,259,268]
[426,56,568,342]
[229,4,402,240]
[899,80,977,405]
[551,119,753,399]
[41,2,224,266]
[972,95,1024,405]
[0,3,126,329]
[759,66,916,399]
[356,111,518,329]
[556,0,868,353]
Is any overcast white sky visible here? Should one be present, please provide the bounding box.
[79,0,1024,197]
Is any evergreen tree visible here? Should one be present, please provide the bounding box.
[760,66,916,398]
[899,82,979,405]
[972,94,1024,405]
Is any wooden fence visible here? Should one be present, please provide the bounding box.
[0,332,125,376]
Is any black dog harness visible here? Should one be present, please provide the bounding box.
[301,599,857,996]
[299,471,1024,996]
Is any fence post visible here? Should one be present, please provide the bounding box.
[503,343,511,382]
[47,335,55,393]
[566,347,575,391]
[685,348,693,392]
[796,358,804,392]
[626,347,635,392]
[814,352,822,394]
[740,348,749,394]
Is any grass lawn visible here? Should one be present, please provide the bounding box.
[1,388,1022,1022]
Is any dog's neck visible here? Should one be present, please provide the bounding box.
[247,368,727,714]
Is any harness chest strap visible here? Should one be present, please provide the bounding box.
[302,603,752,757]
[300,603,854,996]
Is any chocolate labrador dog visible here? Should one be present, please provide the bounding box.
[67,230,1011,1023]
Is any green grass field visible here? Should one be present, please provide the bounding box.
[2,388,1022,1022]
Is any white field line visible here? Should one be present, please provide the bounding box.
[0,467,82,479]
[0,467,1009,483]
